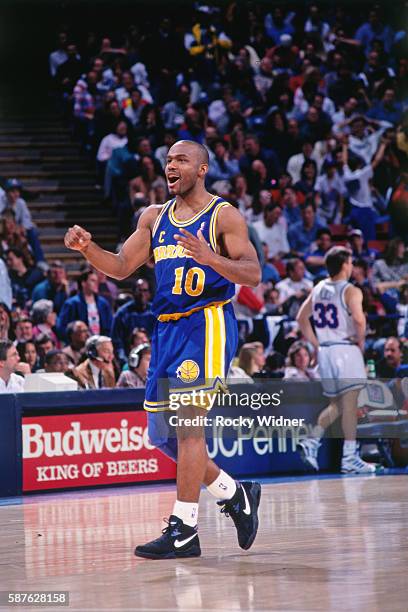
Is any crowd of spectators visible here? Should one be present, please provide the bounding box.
[0,2,408,393]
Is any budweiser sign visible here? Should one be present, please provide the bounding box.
[22,411,176,491]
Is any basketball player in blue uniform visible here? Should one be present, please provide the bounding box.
[296,246,376,474]
[64,140,262,559]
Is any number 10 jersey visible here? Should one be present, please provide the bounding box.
[151,196,235,321]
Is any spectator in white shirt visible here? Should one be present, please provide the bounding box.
[0,340,25,393]
[49,32,68,77]
[0,260,12,310]
[96,120,128,187]
[287,140,317,183]
[252,204,290,261]
[276,258,313,306]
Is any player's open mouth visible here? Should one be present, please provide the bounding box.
[167,175,180,187]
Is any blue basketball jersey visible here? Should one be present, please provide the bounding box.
[151,195,235,320]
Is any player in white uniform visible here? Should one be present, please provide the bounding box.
[296,246,376,474]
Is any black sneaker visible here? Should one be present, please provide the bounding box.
[134,515,201,560]
[217,481,261,550]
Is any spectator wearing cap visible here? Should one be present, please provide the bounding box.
[70,335,116,389]
[62,321,89,366]
[5,247,44,308]
[117,343,151,388]
[288,200,326,258]
[0,179,45,262]
[31,299,60,348]
[31,261,69,314]
[111,278,155,366]
[347,229,377,264]
[57,267,113,341]
[252,204,289,261]
[0,340,25,393]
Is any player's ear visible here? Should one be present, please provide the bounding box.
[198,163,208,178]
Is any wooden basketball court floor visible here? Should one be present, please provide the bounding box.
[0,474,407,612]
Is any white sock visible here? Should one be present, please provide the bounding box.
[311,425,324,440]
[206,470,237,501]
[172,500,198,527]
[343,440,357,457]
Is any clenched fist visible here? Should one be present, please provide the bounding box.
[64,225,92,252]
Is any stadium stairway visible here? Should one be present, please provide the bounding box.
[0,115,117,278]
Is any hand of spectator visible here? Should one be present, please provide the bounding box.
[64,225,92,252]
[16,362,31,375]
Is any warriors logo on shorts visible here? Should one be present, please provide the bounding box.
[176,360,200,383]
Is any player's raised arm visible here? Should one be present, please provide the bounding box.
[345,284,366,353]
[175,206,261,287]
[296,293,319,350]
[64,206,159,280]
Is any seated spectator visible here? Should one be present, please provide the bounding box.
[0,302,12,341]
[96,120,128,187]
[366,87,403,126]
[372,238,408,300]
[0,257,12,310]
[355,7,394,55]
[207,139,239,187]
[347,229,376,265]
[255,351,285,379]
[286,140,317,184]
[57,267,113,341]
[298,105,332,144]
[314,160,346,223]
[134,104,165,149]
[288,200,326,258]
[44,350,71,374]
[31,300,60,348]
[31,260,69,314]
[252,204,289,261]
[178,106,206,144]
[14,317,34,343]
[0,340,25,393]
[62,321,89,366]
[16,340,40,373]
[0,210,34,266]
[154,130,178,170]
[123,88,147,127]
[5,247,44,308]
[280,186,302,226]
[397,285,408,339]
[111,278,155,365]
[229,341,265,381]
[117,343,151,388]
[232,174,253,220]
[305,228,333,279]
[0,180,44,262]
[376,337,403,378]
[263,286,283,315]
[129,327,150,350]
[128,155,166,205]
[70,335,116,389]
[276,259,313,317]
[294,159,318,196]
[332,96,359,135]
[34,333,55,368]
[239,133,281,192]
[284,340,319,380]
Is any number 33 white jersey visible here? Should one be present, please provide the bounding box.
[311,279,357,346]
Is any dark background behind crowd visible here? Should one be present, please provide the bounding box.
[0,0,407,391]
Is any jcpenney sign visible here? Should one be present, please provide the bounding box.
[22,412,176,491]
